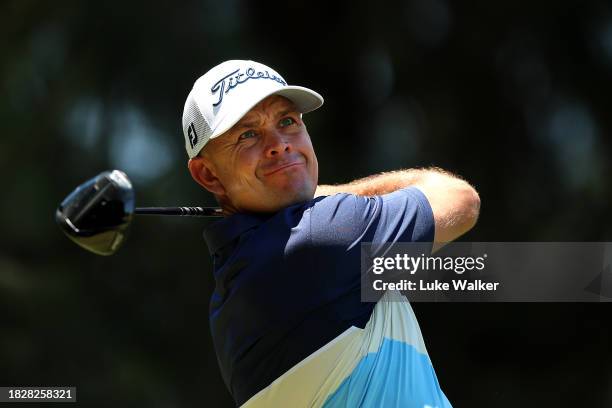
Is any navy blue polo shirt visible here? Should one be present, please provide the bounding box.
[202,187,435,406]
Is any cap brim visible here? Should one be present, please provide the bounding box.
[209,86,324,141]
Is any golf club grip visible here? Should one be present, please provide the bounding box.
[135,207,223,217]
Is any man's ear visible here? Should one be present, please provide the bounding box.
[188,156,226,196]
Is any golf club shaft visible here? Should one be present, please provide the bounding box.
[135,207,223,217]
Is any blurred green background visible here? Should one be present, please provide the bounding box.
[1,0,611,406]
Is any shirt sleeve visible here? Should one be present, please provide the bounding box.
[309,186,435,249]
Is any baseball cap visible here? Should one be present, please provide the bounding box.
[182,60,324,159]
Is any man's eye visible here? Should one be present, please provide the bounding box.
[279,117,296,128]
[238,130,256,141]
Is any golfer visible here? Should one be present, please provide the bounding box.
[182,60,480,407]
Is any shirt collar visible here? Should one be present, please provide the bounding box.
[202,212,270,256]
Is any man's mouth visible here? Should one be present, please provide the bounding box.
[263,162,303,176]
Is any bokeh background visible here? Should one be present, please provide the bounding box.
[2,0,612,406]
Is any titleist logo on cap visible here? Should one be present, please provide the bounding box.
[211,67,287,107]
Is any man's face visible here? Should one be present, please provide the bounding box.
[190,95,318,214]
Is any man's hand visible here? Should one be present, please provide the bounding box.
[315,168,480,251]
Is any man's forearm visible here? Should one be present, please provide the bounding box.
[316,167,481,249]
[316,168,437,197]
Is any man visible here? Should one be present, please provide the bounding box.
[182,60,480,407]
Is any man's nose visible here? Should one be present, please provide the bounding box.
[264,130,291,157]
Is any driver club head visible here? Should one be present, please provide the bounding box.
[56,170,135,256]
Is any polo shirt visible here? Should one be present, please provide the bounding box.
[203,186,443,406]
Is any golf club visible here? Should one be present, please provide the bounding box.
[56,170,222,256]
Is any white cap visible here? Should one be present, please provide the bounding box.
[182,60,324,159]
